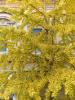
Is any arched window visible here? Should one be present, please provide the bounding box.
[0,12,15,26]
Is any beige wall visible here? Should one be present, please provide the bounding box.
[0,0,17,8]
[0,0,5,4]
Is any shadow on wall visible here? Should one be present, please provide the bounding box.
[9,94,16,100]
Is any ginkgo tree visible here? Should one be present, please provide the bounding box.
[0,0,75,100]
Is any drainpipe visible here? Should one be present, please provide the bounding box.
[44,0,46,13]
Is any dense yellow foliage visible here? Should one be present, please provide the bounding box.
[0,0,75,100]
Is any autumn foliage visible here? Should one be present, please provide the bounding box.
[0,0,75,100]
